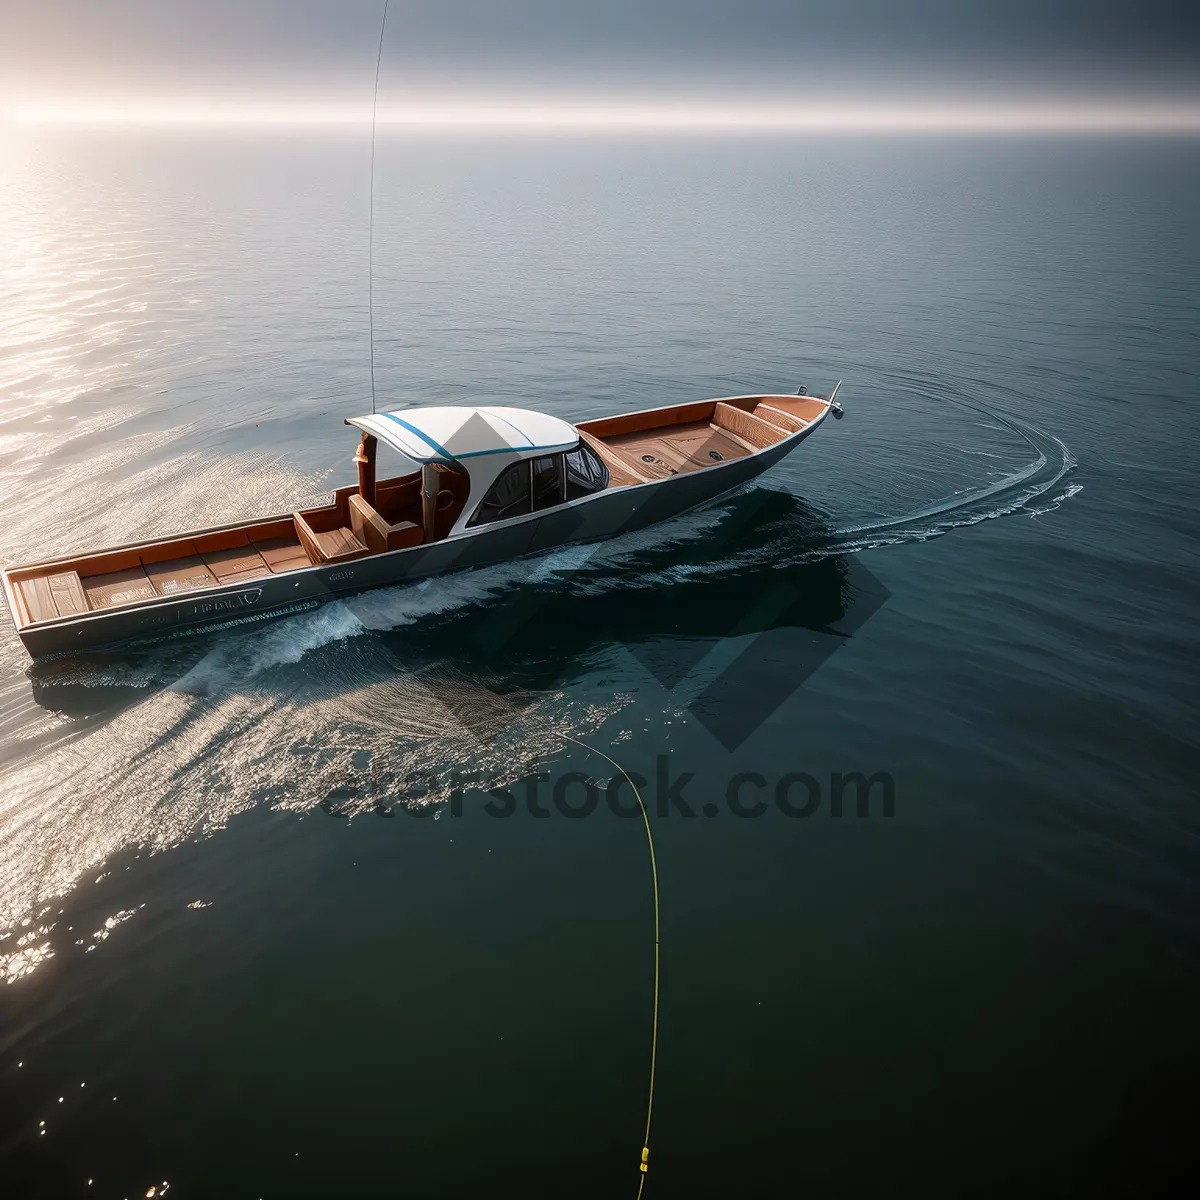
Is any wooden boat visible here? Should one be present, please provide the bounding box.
[2,387,842,659]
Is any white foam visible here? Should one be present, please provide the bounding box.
[169,601,364,695]
[348,500,732,628]
[346,559,534,632]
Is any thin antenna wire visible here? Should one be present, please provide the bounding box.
[368,0,390,415]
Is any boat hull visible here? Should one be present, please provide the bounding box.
[5,412,823,659]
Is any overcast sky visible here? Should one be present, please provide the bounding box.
[3,0,1198,100]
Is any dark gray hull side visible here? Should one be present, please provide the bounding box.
[12,420,819,659]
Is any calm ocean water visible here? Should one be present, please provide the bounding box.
[1,130,1198,1197]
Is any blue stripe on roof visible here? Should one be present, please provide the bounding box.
[452,440,577,460]
[380,412,452,460]
[378,411,576,462]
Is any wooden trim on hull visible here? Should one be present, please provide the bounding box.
[3,393,833,658]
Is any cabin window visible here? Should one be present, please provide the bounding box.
[531,455,563,511]
[467,461,533,527]
[468,442,609,528]
[564,441,609,499]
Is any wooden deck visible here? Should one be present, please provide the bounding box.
[583,394,817,484]
[601,420,754,481]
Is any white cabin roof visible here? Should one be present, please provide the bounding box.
[346,405,578,466]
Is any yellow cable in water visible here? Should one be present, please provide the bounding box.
[562,734,659,1198]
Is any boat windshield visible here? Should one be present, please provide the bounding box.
[467,441,608,528]
[564,441,608,498]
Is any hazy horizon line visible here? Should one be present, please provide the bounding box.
[6,95,1200,134]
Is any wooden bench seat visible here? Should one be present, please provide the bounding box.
[749,394,828,423]
[17,570,90,623]
[752,402,808,433]
[293,505,370,565]
[711,402,791,450]
[312,526,368,561]
[348,494,423,555]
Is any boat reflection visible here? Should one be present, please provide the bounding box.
[400,489,884,678]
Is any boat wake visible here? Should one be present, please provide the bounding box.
[825,384,1077,553]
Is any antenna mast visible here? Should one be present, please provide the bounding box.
[368,0,390,415]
